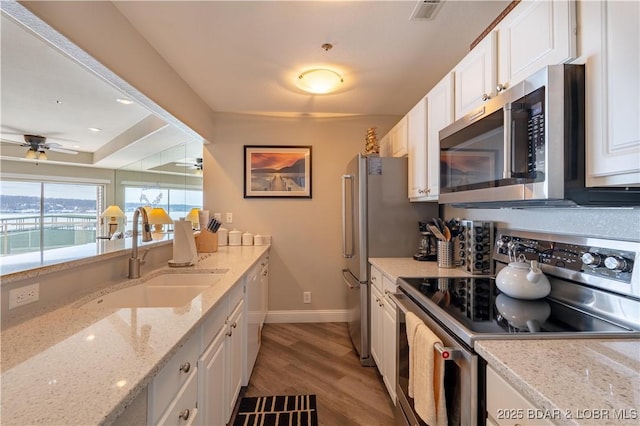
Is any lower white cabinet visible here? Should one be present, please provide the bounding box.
[147,332,200,426]
[198,286,245,426]
[486,365,553,426]
[369,265,397,404]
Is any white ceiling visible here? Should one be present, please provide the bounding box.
[0,0,510,168]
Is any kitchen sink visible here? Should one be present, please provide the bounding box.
[83,271,228,308]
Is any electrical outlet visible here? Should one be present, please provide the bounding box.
[214,212,221,221]
[9,283,40,309]
[226,212,233,223]
[303,291,311,304]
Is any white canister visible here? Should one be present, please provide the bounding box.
[228,229,242,246]
[254,234,265,246]
[242,232,254,246]
[217,227,228,246]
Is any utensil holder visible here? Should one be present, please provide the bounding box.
[195,230,218,253]
[437,241,454,268]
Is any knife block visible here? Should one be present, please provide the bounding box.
[195,230,218,253]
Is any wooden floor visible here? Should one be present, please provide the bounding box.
[239,322,397,426]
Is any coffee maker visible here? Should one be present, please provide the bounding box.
[413,221,437,261]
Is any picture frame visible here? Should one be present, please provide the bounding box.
[244,145,312,198]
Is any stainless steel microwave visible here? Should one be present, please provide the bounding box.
[439,64,639,207]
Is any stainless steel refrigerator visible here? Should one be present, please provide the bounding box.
[341,153,437,366]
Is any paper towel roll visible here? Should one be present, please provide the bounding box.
[198,210,210,231]
[170,220,198,266]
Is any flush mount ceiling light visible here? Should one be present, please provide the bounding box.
[297,68,344,94]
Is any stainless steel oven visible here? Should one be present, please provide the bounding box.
[393,229,640,426]
[392,291,480,426]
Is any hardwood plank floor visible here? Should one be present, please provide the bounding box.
[239,322,397,426]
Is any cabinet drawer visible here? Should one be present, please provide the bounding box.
[227,282,244,311]
[149,332,199,423]
[370,266,383,292]
[201,298,228,349]
[486,366,553,426]
[156,369,198,426]
[382,275,397,315]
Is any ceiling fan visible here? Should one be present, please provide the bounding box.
[175,157,203,174]
[2,134,79,160]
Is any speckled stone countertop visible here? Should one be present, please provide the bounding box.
[0,245,269,426]
[371,258,640,425]
[477,339,640,425]
[369,257,472,281]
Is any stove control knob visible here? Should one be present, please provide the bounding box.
[581,252,604,267]
[604,256,632,272]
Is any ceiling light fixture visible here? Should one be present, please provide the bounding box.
[297,68,344,94]
[88,127,102,132]
[37,151,47,160]
[25,149,37,159]
[116,98,134,105]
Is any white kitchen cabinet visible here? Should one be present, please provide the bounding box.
[369,265,398,404]
[370,284,384,369]
[226,299,245,419]
[486,365,553,426]
[391,115,408,157]
[425,72,454,201]
[244,253,268,385]
[580,0,640,186]
[379,133,391,157]
[496,0,577,94]
[148,332,200,426]
[198,283,245,426]
[407,96,429,200]
[381,275,397,404]
[454,0,576,120]
[454,31,497,120]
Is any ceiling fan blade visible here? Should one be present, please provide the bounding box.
[0,137,28,146]
[48,147,78,155]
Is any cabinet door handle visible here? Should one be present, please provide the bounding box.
[384,289,390,295]
[231,322,237,329]
[179,362,191,374]
[178,409,190,421]
[482,93,490,101]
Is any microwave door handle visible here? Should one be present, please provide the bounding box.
[503,104,512,179]
[342,174,354,258]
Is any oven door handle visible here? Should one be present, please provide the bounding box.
[390,293,461,361]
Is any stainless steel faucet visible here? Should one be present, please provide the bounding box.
[129,207,152,278]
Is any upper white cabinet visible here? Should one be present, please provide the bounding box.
[454,31,497,120]
[580,0,640,186]
[407,96,428,200]
[497,0,577,93]
[426,72,455,201]
[391,115,408,157]
[454,0,577,120]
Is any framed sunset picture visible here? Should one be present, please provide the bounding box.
[244,145,312,198]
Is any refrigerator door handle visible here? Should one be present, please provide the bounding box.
[342,174,355,258]
[342,269,360,289]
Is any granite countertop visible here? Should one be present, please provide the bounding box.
[0,245,269,426]
[371,257,640,426]
[369,257,473,281]
[477,339,640,425]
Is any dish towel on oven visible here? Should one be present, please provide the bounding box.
[405,312,422,398]
[413,321,448,426]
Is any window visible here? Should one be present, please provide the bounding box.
[123,185,202,231]
[0,180,102,273]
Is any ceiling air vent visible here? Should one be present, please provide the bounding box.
[409,0,444,21]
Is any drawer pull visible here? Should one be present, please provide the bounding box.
[231,322,237,329]
[179,409,190,421]
[179,362,191,373]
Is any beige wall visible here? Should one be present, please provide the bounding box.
[203,113,399,313]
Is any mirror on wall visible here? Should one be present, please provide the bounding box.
[0,5,203,275]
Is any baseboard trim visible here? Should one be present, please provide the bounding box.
[265,309,348,323]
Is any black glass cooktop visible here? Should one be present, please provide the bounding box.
[398,277,633,337]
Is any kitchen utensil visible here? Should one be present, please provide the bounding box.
[443,225,451,241]
[428,224,447,242]
[212,220,221,232]
[496,259,551,299]
[432,218,443,233]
